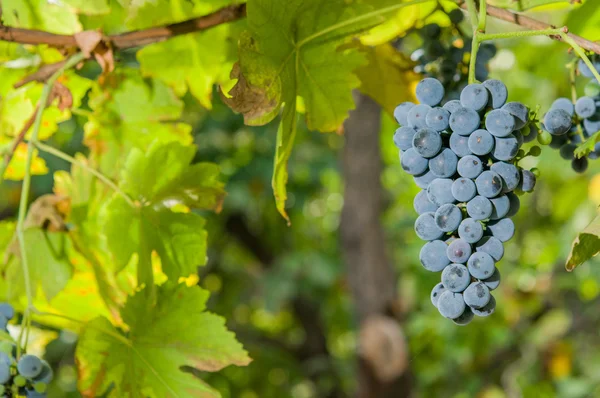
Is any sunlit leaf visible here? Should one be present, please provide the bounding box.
[566,212,600,271]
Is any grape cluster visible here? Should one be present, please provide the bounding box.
[394,78,536,325]
[396,9,497,101]
[541,58,600,172]
[0,303,53,397]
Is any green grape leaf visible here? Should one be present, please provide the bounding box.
[566,213,600,271]
[487,0,572,11]
[1,0,82,34]
[224,0,411,221]
[76,283,251,398]
[102,142,225,279]
[60,0,111,15]
[575,130,600,158]
[566,1,600,45]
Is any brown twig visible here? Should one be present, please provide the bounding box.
[457,1,600,54]
[14,60,67,89]
[3,104,39,171]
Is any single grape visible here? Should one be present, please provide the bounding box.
[420,240,450,272]
[407,104,432,129]
[502,102,528,129]
[585,80,600,97]
[427,178,456,206]
[490,194,510,220]
[458,218,484,244]
[520,169,536,192]
[468,129,495,155]
[505,192,520,218]
[583,117,600,135]
[429,148,458,178]
[416,78,445,106]
[412,128,443,158]
[426,107,450,131]
[551,97,575,116]
[475,170,502,198]
[460,83,489,111]
[14,374,27,387]
[415,212,444,241]
[446,239,472,264]
[393,126,417,151]
[0,362,9,384]
[572,157,589,173]
[485,109,516,138]
[32,361,53,384]
[578,58,599,78]
[490,162,520,192]
[0,304,14,321]
[443,99,462,114]
[492,134,519,161]
[449,133,472,157]
[414,190,438,214]
[394,102,415,126]
[544,108,572,136]
[482,267,501,290]
[0,316,7,331]
[467,251,495,280]
[467,196,493,220]
[449,8,464,24]
[451,177,477,202]
[482,79,508,109]
[576,97,597,119]
[441,263,470,292]
[463,282,491,309]
[487,218,515,242]
[435,204,463,232]
[471,295,496,317]
[17,355,43,379]
[421,23,442,39]
[457,155,483,179]
[400,148,428,175]
[437,291,466,319]
[413,169,436,189]
[475,236,504,261]
[559,144,576,160]
[452,307,474,325]
[449,107,480,136]
[431,282,447,308]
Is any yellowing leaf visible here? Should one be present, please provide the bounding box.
[3,143,48,181]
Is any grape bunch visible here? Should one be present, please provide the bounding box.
[541,58,600,172]
[395,9,497,101]
[394,78,536,325]
[0,303,53,397]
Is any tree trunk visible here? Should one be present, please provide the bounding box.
[341,92,412,398]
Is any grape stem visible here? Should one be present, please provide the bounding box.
[568,59,586,142]
[14,52,86,358]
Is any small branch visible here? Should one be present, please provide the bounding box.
[465,0,479,32]
[561,31,600,85]
[0,104,39,182]
[477,0,487,33]
[13,60,67,89]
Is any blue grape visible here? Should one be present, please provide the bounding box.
[458,218,483,244]
[490,162,520,192]
[452,307,474,325]
[431,282,447,307]
[0,362,8,384]
[463,282,491,309]
[490,194,510,220]
[572,157,589,173]
[471,295,496,317]
[394,102,415,125]
[413,169,436,189]
[426,107,450,131]
[451,178,476,202]
[488,218,515,242]
[467,251,495,279]
[416,78,445,106]
[492,134,519,161]
[449,8,464,24]
[502,102,528,129]
[482,267,501,290]
[475,170,502,198]
[505,192,520,218]
[467,196,493,220]
[449,133,472,157]
[407,104,432,129]
[415,212,444,241]
[412,128,443,158]
[446,239,472,264]
[400,148,428,175]
[17,355,43,378]
[437,291,466,319]
[427,178,456,206]
[393,126,417,151]
[475,236,504,261]
[457,155,483,179]
[544,108,572,135]
[33,361,53,384]
[420,240,450,272]
[414,190,438,214]
[434,204,462,232]
[0,304,14,321]
[551,97,575,116]
[468,129,495,155]
[429,148,458,178]
[583,116,600,134]
[576,97,597,118]
[485,109,515,138]
[441,263,470,292]
[520,170,536,192]
[559,144,576,160]
[483,79,508,109]
[460,83,489,111]
[443,100,462,114]
[449,107,480,136]
[578,58,598,78]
